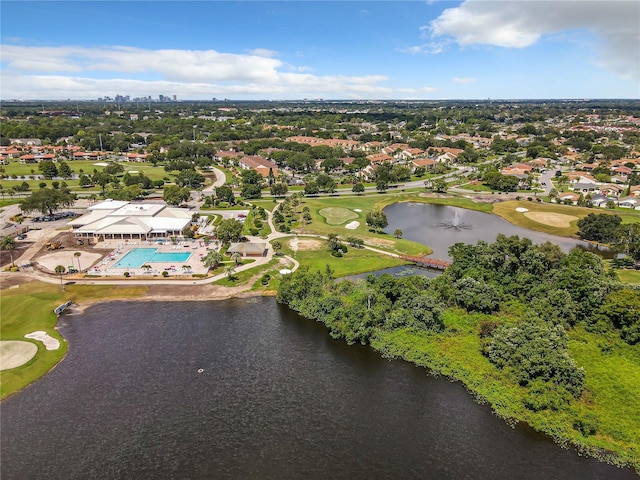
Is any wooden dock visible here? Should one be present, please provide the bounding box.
[400,255,451,270]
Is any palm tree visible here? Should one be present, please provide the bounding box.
[1,236,17,266]
[224,265,236,280]
[55,265,66,290]
[231,251,241,265]
[202,250,223,270]
[272,240,282,255]
[74,251,82,271]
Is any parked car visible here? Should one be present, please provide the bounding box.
[17,233,27,240]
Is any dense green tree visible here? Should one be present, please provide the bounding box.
[240,169,264,199]
[613,223,640,261]
[19,188,74,215]
[577,213,622,243]
[103,162,124,176]
[216,218,244,243]
[352,182,365,194]
[215,185,235,204]
[270,182,289,198]
[431,178,448,193]
[483,321,585,397]
[78,174,93,187]
[162,185,190,206]
[38,160,58,179]
[176,169,205,188]
[366,208,388,232]
[304,181,319,195]
[593,289,640,345]
[58,161,73,179]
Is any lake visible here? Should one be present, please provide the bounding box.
[383,202,612,260]
[1,299,634,479]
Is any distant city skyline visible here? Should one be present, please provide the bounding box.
[1,1,639,101]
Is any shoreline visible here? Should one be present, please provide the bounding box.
[67,287,272,314]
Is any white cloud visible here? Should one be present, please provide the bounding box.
[399,39,450,55]
[452,77,476,84]
[0,44,406,99]
[246,48,279,58]
[427,0,640,80]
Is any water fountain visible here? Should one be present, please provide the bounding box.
[435,210,472,230]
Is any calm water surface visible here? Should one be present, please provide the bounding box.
[1,299,634,479]
[384,203,612,260]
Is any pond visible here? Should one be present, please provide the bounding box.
[384,202,611,260]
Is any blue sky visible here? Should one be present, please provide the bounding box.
[1,1,638,100]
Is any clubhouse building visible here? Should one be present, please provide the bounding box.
[69,200,193,242]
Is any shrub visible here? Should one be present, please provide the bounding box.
[162,271,169,277]
[483,321,585,397]
[123,271,130,277]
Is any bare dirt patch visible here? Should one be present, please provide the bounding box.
[368,238,395,247]
[37,251,102,272]
[524,211,578,228]
[290,238,323,251]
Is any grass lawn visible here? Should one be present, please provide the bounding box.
[493,200,592,237]
[494,200,640,238]
[318,206,359,225]
[616,269,640,284]
[0,198,22,208]
[458,182,493,192]
[291,193,431,255]
[0,282,148,399]
[277,235,408,277]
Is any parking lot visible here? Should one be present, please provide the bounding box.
[31,211,78,223]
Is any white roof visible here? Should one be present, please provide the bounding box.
[89,199,129,210]
[68,209,111,226]
[71,201,191,236]
[111,203,165,217]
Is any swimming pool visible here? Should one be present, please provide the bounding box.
[113,248,192,268]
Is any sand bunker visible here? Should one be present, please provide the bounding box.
[0,340,38,370]
[25,331,60,350]
[289,238,323,251]
[345,221,360,230]
[524,212,578,228]
[353,209,362,212]
[515,207,529,213]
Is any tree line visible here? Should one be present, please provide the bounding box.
[278,235,639,416]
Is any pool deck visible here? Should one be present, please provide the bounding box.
[90,240,216,276]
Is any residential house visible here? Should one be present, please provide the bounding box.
[557,192,580,204]
[613,166,633,178]
[570,182,600,193]
[237,155,278,178]
[599,184,624,197]
[366,153,394,164]
[617,196,640,209]
[410,159,436,172]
